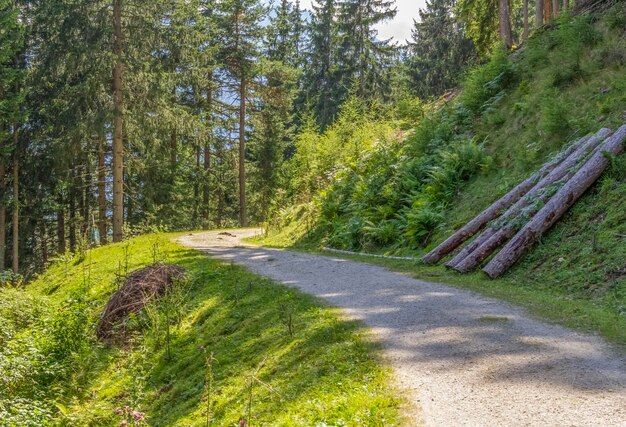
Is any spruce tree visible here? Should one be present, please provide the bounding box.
[218,0,265,227]
[0,0,25,273]
[336,0,397,100]
[305,0,340,128]
[407,0,477,98]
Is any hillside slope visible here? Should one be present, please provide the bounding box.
[0,234,403,426]
[261,6,626,344]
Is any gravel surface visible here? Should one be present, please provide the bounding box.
[179,229,626,427]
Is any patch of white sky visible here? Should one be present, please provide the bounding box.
[295,0,427,45]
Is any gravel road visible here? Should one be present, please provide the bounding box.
[179,229,626,427]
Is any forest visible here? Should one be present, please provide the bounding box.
[0,0,582,279]
[2,0,626,425]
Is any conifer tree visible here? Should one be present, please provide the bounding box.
[0,0,25,273]
[408,0,477,98]
[218,0,265,227]
[336,0,397,100]
[305,0,340,128]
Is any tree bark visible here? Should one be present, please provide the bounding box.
[499,0,513,48]
[523,0,530,40]
[552,0,559,18]
[112,0,124,242]
[170,126,177,170]
[193,142,200,226]
[98,135,108,244]
[78,163,86,236]
[69,180,76,253]
[449,129,609,271]
[84,155,92,237]
[0,155,6,271]
[57,200,66,254]
[424,134,589,264]
[544,0,552,22]
[535,0,544,27]
[11,128,19,275]
[239,78,247,227]
[40,220,48,266]
[203,83,213,227]
[483,125,626,278]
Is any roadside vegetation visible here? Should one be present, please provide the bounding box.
[0,234,403,426]
[257,6,626,347]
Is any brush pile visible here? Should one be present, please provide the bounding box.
[97,263,186,340]
[423,124,626,278]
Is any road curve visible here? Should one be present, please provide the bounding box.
[179,229,626,427]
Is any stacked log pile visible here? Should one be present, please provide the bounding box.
[423,124,626,278]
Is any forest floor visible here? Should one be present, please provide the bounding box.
[179,229,626,427]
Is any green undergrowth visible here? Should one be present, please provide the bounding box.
[258,5,626,347]
[0,234,405,426]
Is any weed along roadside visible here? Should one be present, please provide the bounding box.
[0,234,405,426]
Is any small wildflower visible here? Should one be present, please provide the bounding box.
[132,410,146,421]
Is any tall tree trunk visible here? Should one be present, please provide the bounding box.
[170,126,177,170]
[112,0,124,242]
[552,0,559,18]
[98,135,108,244]
[40,220,48,266]
[57,199,66,254]
[11,128,19,275]
[69,181,76,253]
[217,141,224,228]
[193,143,200,226]
[535,0,544,27]
[523,0,530,40]
[84,156,92,237]
[203,83,213,227]
[78,164,86,236]
[543,0,552,22]
[239,79,247,227]
[499,0,513,48]
[0,155,6,271]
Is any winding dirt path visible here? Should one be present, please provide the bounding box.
[179,229,626,427]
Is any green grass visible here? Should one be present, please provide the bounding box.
[0,233,407,426]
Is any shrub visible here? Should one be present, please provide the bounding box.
[540,89,571,136]
[460,48,515,114]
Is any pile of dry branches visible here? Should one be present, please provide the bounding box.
[97,263,186,340]
[423,124,626,278]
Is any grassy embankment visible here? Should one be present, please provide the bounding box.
[0,233,406,426]
[255,7,626,348]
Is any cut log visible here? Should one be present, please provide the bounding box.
[445,227,496,268]
[453,175,574,272]
[483,125,626,278]
[422,134,590,264]
[449,128,611,271]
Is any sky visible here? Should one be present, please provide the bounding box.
[298,0,428,44]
